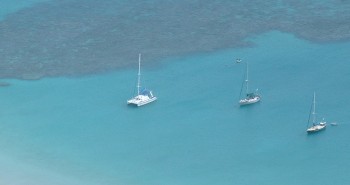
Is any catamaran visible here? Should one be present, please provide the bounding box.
[307,92,326,133]
[127,54,157,106]
[237,59,261,106]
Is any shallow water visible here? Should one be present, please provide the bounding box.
[0,0,49,20]
[0,31,350,185]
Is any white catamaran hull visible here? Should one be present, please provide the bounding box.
[127,95,157,106]
[127,53,157,107]
[239,96,261,106]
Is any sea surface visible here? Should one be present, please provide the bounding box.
[0,0,48,20]
[1,1,350,185]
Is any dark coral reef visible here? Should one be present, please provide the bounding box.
[0,0,349,79]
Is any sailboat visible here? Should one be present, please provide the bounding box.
[237,59,261,106]
[306,92,326,133]
[127,53,157,106]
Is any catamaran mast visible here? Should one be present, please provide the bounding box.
[312,92,316,125]
[137,53,141,95]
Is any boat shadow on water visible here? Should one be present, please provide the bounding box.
[126,102,157,109]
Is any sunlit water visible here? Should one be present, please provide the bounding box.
[1,1,350,185]
[1,31,350,185]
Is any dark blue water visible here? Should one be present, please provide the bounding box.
[1,0,350,79]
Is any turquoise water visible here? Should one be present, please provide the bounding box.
[1,1,350,184]
[1,31,350,185]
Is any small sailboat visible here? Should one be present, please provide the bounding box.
[127,53,157,106]
[237,59,261,106]
[307,92,326,133]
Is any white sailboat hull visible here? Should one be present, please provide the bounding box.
[237,61,261,106]
[127,95,157,106]
[239,96,261,106]
[306,93,327,133]
[307,122,326,133]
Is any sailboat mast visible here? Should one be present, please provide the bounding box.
[245,62,249,94]
[137,53,141,95]
[312,92,316,125]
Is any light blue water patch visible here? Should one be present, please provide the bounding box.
[0,0,50,20]
[0,31,350,185]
